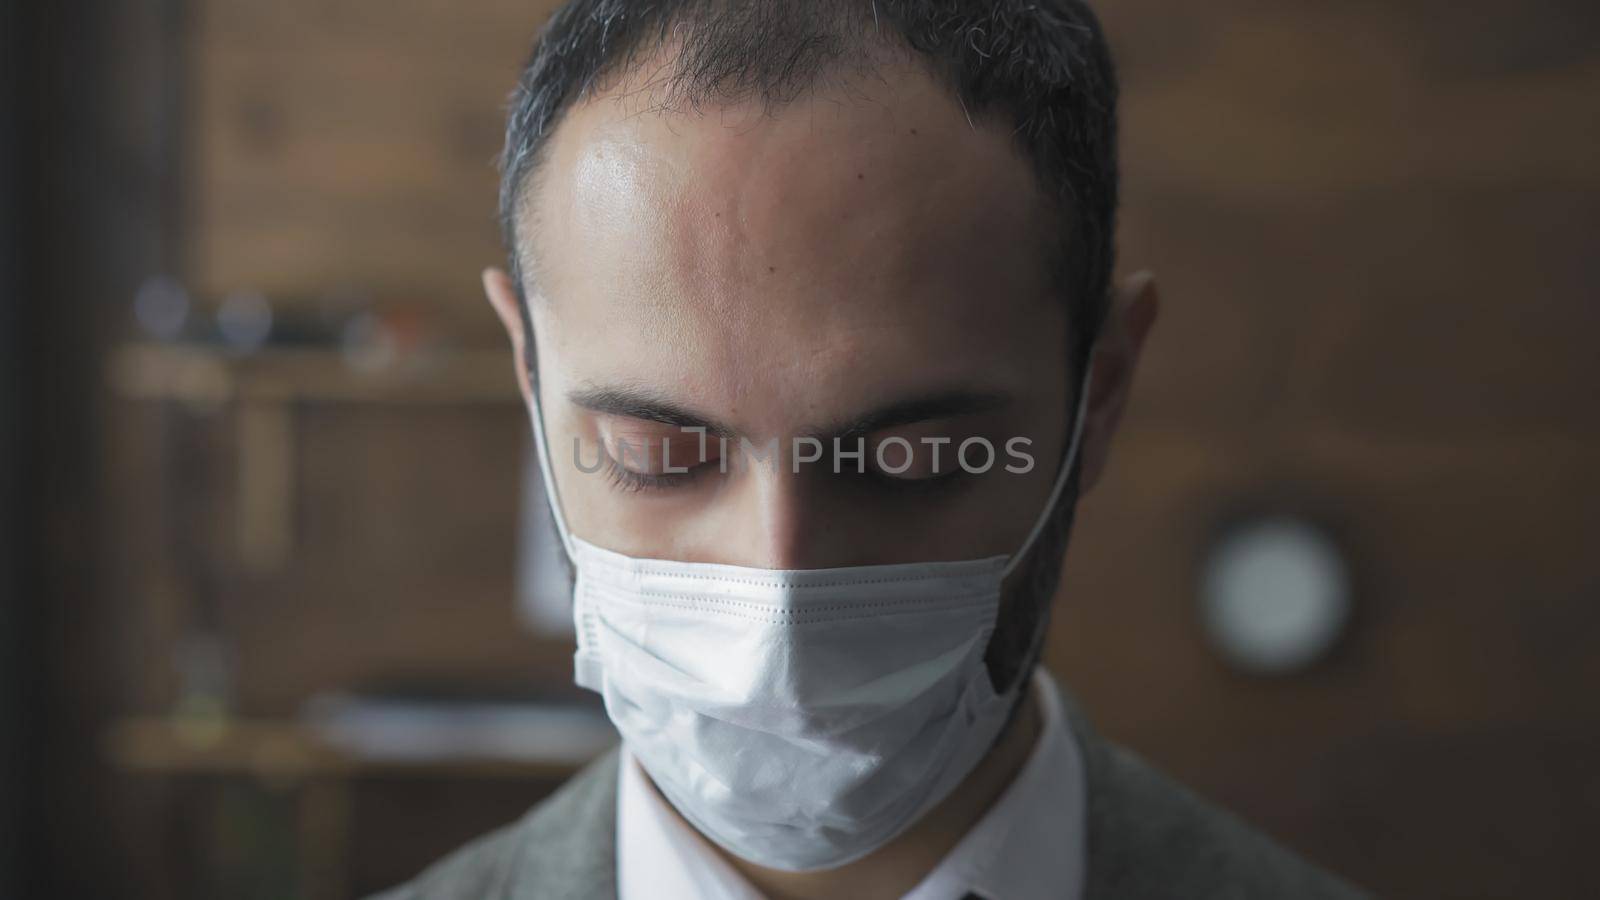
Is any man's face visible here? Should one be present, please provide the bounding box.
[513,62,1075,569]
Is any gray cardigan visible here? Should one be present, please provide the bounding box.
[374,695,1368,899]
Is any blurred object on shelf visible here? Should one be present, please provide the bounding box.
[340,307,436,375]
[303,685,614,767]
[108,339,515,406]
[170,633,236,745]
[123,278,481,372]
[216,291,274,355]
[133,276,192,341]
[105,696,608,781]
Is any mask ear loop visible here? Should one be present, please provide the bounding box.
[999,365,1095,582]
[526,353,578,565]
[985,361,1096,698]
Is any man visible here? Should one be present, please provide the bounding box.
[380,1,1366,897]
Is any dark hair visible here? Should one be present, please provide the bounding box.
[498,0,1120,371]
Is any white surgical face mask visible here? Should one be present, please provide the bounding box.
[527,371,1092,872]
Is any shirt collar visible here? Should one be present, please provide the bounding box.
[903,669,1086,900]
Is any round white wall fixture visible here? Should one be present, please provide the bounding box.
[1200,516,1351,675]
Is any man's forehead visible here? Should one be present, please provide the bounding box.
[526,58,1052,294]
[520,59,1065,433]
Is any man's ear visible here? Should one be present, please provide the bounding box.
[1077,270,1160,493]
[482,266,536,405]
[483,267,524,348]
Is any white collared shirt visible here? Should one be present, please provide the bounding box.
[616,670,1087,900]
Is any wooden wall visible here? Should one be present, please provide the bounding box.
[186,0,559,322]
[132,0,1600,896]
[1060,2,1600,896]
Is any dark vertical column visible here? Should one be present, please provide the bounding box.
[0,0,24,896]
[12,0,185,896]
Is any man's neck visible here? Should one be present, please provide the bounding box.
[672,678,1045,900]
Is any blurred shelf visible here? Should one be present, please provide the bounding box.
[108,341,521,407]
[103,713,591,900]
[105,341,527,572]
[104,716,590,782]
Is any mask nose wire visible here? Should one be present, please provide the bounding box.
[530,356,1094,575]
[999,366,1095,582]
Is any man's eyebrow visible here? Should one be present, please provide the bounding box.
[567,384,1011,442]
[818,390,1012,442]
[567,385,737,438]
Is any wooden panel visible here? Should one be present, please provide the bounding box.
[185,0,564,326]
[1051,425,1600,892]
[1051,1,1600,892]
[1119,186,1600,437]
[225,401,568,713]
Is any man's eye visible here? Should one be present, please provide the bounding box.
[863,435,962,482]
[602,453,704,494]
[601,430,721,476]
[598,425,716,490]
[858,465,968,495]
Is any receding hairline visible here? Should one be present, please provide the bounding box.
[497,0,1120,376]
[510,40,1047,297]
